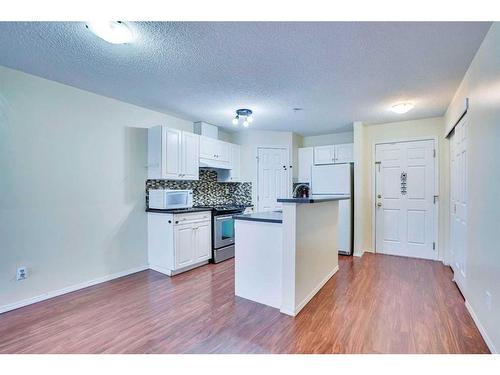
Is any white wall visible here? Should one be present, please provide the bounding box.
[445,23,499,353]
[353,117,449,260]
[302,131,354,147]
[0,66,192,311]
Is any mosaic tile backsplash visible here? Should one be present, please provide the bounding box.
[146,170,252,207]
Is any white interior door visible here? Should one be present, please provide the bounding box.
[257,147,289,212]
[450,117,467,290]
[375,140,436,260]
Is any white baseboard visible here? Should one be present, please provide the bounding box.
[465,300,497,354]
[287,264,339,316]
[353,251,364,257]
[148,264,172,276]
[0,265,148,315]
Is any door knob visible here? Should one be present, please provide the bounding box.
[377,202,382,207]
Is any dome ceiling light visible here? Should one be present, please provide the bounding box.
[232,109,254,127]
[85,21,135,44]
[391,102,415,114]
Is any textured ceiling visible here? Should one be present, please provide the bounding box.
[0,22,491,135]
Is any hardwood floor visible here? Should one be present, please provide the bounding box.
[0,253,489,354]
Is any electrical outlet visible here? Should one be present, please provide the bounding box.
[485,291,492,311]
[16,267,27,281]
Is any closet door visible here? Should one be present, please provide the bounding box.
[449,116,468,293]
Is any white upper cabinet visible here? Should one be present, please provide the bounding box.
[199,136,217,160]
[217,141,231,163]
[148,126,200,180]
[334,143,354,164]
[312,143,354,165]
[298,147,314,183]
[217,144,242,182]
[181,131,200,180]
[230,144,241,181]
[199,136,231,169]
[314,145,336,165]
[163,128,182,179]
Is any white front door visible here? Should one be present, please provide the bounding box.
[450,117,468,290]
[257,147,289,212]
[375,140,436,260]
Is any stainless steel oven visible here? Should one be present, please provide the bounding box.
[198,205,247,263]
[214,214,236,249]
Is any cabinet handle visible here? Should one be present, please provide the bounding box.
[168,220,172,224]
[175,221,179,224]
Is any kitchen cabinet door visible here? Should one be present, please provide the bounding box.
[194,221,212,262]
[200,136,218,160]
[335,143,354,164]
[216,141,231,163]
[230,144,241,181]
[174,224,195,269]
[314,145,335,165]
[163,128,182,179]
[298,147,313,182]
[216,144,242,182]
[181,131,199,180]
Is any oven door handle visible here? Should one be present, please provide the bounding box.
[215,215,234,221]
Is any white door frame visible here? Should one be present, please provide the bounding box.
[255,145,291,210]
[372,136,440,259]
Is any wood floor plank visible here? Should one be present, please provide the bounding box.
[0,253,490,354]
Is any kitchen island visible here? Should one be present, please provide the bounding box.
[233,196,349,316]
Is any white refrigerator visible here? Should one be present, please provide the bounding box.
[311,163,353,255]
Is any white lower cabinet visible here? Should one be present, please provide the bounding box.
[174,224,196,269]
[148,211,212,276]
[194,221,211,262]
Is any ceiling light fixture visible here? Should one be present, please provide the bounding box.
[391,102,415,114]
[85,21,135,44]
[232,109,253,127]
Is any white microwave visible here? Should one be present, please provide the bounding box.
[148,189,193,210]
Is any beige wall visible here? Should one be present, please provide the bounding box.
[302,131,353,147]
[445,23,499,353]
[353,117,449,261]
[0,66,192,311]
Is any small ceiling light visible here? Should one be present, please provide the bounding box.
[391,102,414,114]
[232,109,253,127]
[85,21,135,44]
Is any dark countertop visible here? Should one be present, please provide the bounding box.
[233,211,283,224]
[277,196,350,203]
[146,207,213,214]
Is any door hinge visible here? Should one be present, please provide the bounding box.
[433,242,436,250]
[433,149,436,158]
